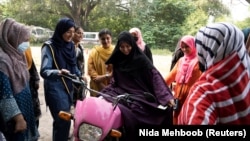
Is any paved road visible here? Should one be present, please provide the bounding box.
[31,47,172,141]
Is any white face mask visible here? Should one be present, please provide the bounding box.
[17,42,30,53]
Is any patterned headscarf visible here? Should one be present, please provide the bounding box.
[129,27,146,51]
[0,18,30,94]
[195,22,250,76]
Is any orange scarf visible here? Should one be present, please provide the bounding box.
[24,47,33,70]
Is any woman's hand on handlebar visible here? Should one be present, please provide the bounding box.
[58,69,70,75]
[81,76,88,83]
[167,99,176,108]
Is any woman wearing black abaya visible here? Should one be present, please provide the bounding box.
[101,31,175,141]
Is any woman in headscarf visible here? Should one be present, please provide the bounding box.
[24,47,41,130]
[169,37,184,96]
[40,17,81,141]
[178,22,250,124]
[165,35,202,124]
[72,26,86,106]
[87,28,114,96]
[242,27,250,55]
[170,37,184,71]
[129,27,153,63]
[101,31,175,141]
[0,18,39,141]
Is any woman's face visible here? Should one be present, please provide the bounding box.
[180,42,192,55]
[119,42,132,55]
[130,32,137,37]
[62,27,75,42]
[99,34,112,48]
[73,28,84,43]
[130,32,138,41]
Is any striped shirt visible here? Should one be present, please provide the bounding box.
[178,46,250,125]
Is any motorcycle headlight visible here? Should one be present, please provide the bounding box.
[78,123,102,141]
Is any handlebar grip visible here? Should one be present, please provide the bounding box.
[66,73,77,78]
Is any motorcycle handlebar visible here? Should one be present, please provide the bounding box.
[61,73,85,85]
[61,73,115,99]
[115,92,157,103]
[61,73,162,109]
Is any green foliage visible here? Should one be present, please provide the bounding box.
[192,0,230,17]
[133,0,195,51]
[0,0,236,51]
[87,0,132,41]
[236,17,250,29]
[151,48,172,55]
[3,0,60,29]
[182,9,208,36]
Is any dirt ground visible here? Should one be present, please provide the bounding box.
[31,47,172,141]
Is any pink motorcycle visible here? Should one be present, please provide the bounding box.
[59,74,167,141]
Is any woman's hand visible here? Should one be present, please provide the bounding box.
[13,114,27,133]
[167,98,176,108]
[58,69,70,75]
[93,75,105,83]
[81,76,88,83]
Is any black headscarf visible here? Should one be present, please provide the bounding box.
[170,38,184,71]
[50,18,76,73]
[106,31,153,76]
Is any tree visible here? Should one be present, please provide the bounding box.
[127,0,195,50]
[51,0,102,30]
[0,0,233,49]
[193,0,230,19]
[3,0,101,30]
[183,0,230,36]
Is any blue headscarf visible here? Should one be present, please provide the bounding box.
[50,18,76,73]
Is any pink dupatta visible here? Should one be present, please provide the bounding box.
[175,35,198,83]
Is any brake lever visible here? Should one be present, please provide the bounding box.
[61,73,76,79]
[61,73,86,86]
[112,94,130,110]
[112,98,119,110]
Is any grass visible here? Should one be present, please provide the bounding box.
[151,48,172,56]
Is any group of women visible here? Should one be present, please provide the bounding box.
[76,21,250,140]
[0,17,249,141]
